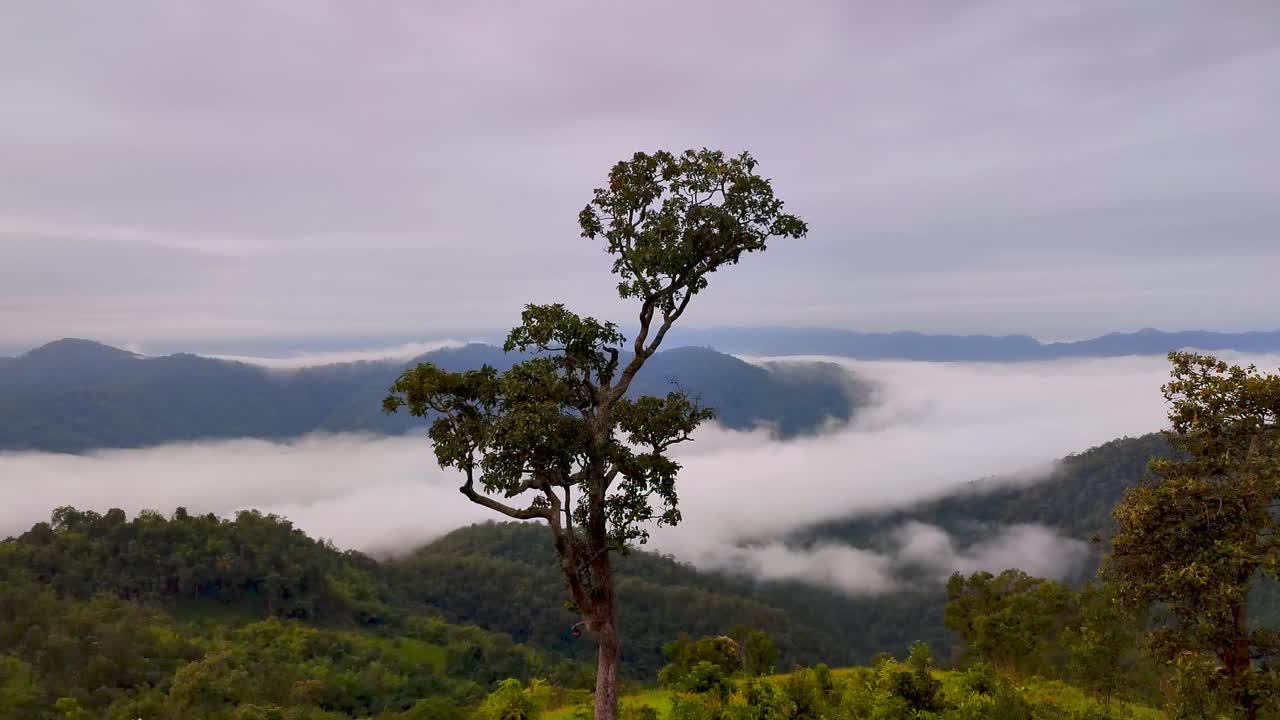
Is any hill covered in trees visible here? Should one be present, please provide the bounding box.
[0,339,867,452]
[0,507,585,718]
[801,432,1173,551]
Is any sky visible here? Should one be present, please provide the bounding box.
[2,1,1278,350]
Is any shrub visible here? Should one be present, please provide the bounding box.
[475,678,543,720]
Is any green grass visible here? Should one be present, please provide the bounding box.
[364,635,448,674]
[546,688,672,719]
[1006,676,1165,720]
[544,669,1166,719]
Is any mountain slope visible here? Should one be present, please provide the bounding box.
[801,433,1172,548]
[0,340,867,452]
[386,522,841,675]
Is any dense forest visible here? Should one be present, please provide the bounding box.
[0,340,866,452]
[0,507,585,718]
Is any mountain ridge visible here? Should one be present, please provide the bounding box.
[664,326,1280,360]
[0,339,867,452]
[10,325,1280,365]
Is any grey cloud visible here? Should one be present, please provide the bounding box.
[1,1,1277,345]
[893,522,1090,582]
[691,522,1090,597]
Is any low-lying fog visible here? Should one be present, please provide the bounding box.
[4,352,1276,594]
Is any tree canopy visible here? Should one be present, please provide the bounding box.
[385,149,806,718]
[1106,351,1280,718]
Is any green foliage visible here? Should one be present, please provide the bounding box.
[945,570,1157,707]
[603,649,1154,720]
[660,635,743,689]
[1061,583,1148,707]
[8,504,389,623]
[623,704,662,720]
[944,569,1074,677]
[476,678,547,720]
[0,509,570,719]
[729,626,779,676]
[1106,352,1280,717]
[895,642,944,713]
[579,149,807,304]
[0,655,42,720]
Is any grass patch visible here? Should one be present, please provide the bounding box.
[544,669,1166,719]
[365,635,448,673]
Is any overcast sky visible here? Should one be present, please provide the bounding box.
[2,1,1277,350]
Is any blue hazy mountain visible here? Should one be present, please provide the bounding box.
[665,326,1280,360]
[0,339,867,453]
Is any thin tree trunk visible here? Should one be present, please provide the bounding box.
[589,537,620,720]
[593,610,621,720]
[1230,602,1257,720]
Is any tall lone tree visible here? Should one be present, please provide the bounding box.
[383,149,806,719]
[1106,352,1280,719]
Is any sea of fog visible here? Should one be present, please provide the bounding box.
[4,352,1277,594]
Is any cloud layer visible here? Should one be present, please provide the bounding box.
[206,340,467,368]
[3,353,1277,592]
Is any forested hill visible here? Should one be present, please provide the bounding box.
[800,432,1173,549]
[0,339,867,452]
[386,522,860,675]
[0,507,579,718]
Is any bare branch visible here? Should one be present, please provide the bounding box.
[459,467,554,521]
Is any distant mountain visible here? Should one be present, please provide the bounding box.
[666,326,1280,360]
[0,339,868,453]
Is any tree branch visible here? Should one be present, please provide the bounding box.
[643,289,694,357]
[459,467,554,521]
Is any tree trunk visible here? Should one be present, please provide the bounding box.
[1229,602,1257,720]
[588,531,620,720]
[593,609,621,720]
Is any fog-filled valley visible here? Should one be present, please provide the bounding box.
[8,341,1275,599]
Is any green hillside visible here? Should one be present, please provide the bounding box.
[0,508,582,719]
[801,433,1172,548]
[386,523,839,675]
